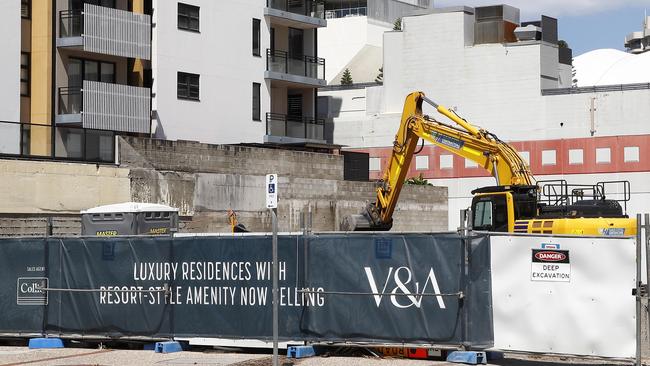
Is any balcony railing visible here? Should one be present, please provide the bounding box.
[266,113,324,141]
[325,7,367,19]
[59,10,83,37]
[0,121,115,163]
[57,3,151,60]
[266,0,325,19]
[57,81,151,134]
[266,49,325,80]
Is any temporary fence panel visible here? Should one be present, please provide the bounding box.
[490,234,636,358]
[0,233,493,347]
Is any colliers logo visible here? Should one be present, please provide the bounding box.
[534,251,566,262]
[17,277,48,305]
[364,267,446,309]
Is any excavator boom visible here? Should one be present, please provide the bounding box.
[342,92,533,231]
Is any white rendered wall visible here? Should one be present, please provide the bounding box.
[0,1,20,122]
[318,16,391,83]
[151,0,268,144]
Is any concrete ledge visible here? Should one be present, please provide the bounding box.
[264,8,326,28]
[265,71,327,88]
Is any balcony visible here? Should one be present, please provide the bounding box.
[56,81,151,134]
[0,121,115,163]
[325,6,367,19]
[57,3,151,60]
[265,113,324,143]
[265,0,326,29]
[265,49,326,87]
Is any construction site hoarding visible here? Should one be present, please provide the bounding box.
[0,233,492,347]
[490,234,636,358]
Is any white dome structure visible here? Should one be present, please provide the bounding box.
[573,48,650,87]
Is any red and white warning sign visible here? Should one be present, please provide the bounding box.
[531,246,570,282]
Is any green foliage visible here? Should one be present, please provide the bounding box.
[340,68,353,85]
[405,173,432,186]
[558,39,569,48]
[393,18,402,31]
[375,67,383,83]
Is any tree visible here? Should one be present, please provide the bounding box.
[375,67,383,83]
[340,68,353,85]
[405,173,432,186]
[393,18,402,31]
[558,39,569,48]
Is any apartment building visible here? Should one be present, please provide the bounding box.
[0,0,328,164]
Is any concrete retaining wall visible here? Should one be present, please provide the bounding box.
[123,137,448,232]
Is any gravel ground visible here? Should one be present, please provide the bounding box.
[0,346,644,366]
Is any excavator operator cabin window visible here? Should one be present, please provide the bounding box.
[474,200,492,229]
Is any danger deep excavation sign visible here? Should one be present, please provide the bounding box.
[531,248,570,282]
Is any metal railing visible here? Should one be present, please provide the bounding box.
[58,86,82,115]
[542,82,650,96]
[59,9,83,38]
[0,121,115,163]
[266,113,324,140]
[325,6,367,19]
[58,82,151,134]
[266,0,325,19]
[58,4,151,60]
[266,49,325,80]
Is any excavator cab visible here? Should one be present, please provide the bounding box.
[470,185,537,232]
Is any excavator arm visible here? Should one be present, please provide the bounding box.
[342,91,533,231]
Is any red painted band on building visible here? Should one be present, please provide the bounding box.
[350,134,650,180]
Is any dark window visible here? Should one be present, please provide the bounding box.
[21,0,30,18]
[252,18,261,56]
[68,57,116,86]
[178,72,200,100]
[288,28,304,57]
[178,3,200,32]
[252,83,261,121]
[270,27,275,52]
[70,0,116,11]
[287,94,302,117]
[20,52,30,96]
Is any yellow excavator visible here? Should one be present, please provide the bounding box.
[342,91,636,236]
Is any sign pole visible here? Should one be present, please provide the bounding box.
[266,174,279,366]
[272,207,279,366]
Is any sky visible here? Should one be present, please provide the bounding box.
[434,0,649,56]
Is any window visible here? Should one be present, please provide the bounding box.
[624,146,640,163]
[465,158,478,168]
[252,83,261,121]
[439,154,453,169]
[415,155,428,170]
[519,151,530,165]
[21,0,30,18]
[541,150,556,166]
[369,157,381,171]
[473,200,493,228]
[20,52,30,96]
[596,147,610,164]
[71,0,115,11]
[178,3,200,32]
[252,18,261,56]
[177,72,199,100]
[568,149,583,165]
[68,58,115,86]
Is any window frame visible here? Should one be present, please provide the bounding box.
[252,18,261,57]
[20,52,30,97]
[21,0,30,19]
[178,3,200,33]
[68,57,116,85]
[252,82,261,121]
[177,72,200,101]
